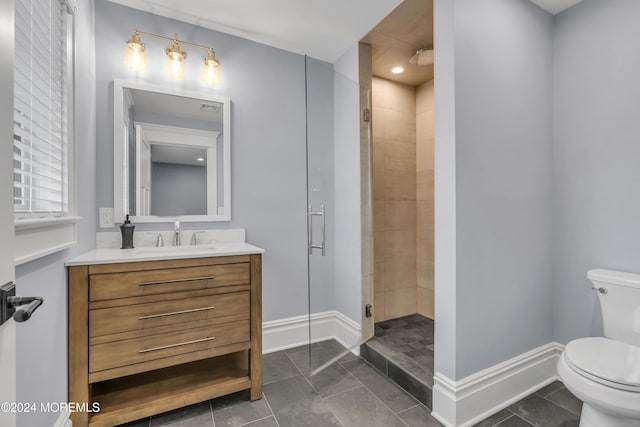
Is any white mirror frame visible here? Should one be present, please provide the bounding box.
[113,79,231,223]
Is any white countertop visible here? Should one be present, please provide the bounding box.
[65,242,264,266]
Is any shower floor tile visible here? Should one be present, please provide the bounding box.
[363,313,435,404]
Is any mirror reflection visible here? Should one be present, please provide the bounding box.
[115,83,231,222]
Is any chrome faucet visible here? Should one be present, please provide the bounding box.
[173,219,181,246]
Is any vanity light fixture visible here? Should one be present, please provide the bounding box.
[391,66,404,74]
[124,29,220,85]
[196,157,205,162]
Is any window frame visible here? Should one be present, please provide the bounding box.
[14,0,81,265]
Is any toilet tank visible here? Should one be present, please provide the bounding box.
[588,269,640,346]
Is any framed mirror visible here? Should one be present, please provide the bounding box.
[113,80,231,222]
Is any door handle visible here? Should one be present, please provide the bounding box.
[308,204,325,256]
[1,282,44,325]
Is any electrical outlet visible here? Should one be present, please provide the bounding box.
[99,207,114,228]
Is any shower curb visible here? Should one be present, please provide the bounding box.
[360,342,433,409]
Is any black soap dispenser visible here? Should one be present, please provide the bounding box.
[120,215,135,249]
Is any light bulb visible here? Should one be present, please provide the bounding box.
[124,31,147,71]
[201,49,220,85]
[165,34,186,80]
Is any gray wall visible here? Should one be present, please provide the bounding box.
[151,162,207,215]
[95,0,319,322]
[333,44,362,324]
[552,0,640,343]
[306,57,335,315]
[433,0,458,379]
[435,0,554,380]
[15,1,97,426]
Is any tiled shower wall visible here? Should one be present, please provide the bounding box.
[372,77,434,322]
[372,77,417,321]
[416,80,434,319]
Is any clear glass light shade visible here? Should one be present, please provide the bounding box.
[165,37,187,80]
[165,52,186,80]
[201,50,220,85]
[124,33,147,71]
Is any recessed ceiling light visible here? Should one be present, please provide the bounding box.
[391,67,404,74]
[196,157,205,162]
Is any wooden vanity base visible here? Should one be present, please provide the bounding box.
[68,254,262,427]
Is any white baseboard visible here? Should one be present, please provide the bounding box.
[54,411,72,427]
[262,310,361,356]
[431,342,565,427]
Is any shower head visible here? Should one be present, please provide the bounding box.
[409,48,434,66]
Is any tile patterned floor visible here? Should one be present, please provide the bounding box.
[473,381,582,427]
[117,339,433,427]
[117,337,582,426]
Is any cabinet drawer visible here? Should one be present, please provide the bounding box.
[90,320,249,373]
[90,292,249,338]
[90,263,250,301]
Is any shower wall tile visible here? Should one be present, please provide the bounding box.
[417,243,434,290]
[416,200,434,242]
[416,79,434,320]
[374,231,385,261]
[384,201,416,231]
[384,170,417,201]
[373,168,385,201]
[385,230,416,262]
[374,291,385,322]
[385,141,416,171]
[416,170,434,201]
[372,77,418,321]
[417,288,434,320]
[374,201,385,231]
[385,111,416,142]
[372,77,416,113]
[385,258,417,291]
[386,288,417,319]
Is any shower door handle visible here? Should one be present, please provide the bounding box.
[308,204,325,256]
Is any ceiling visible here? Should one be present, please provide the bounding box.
[361,0,433,87]
[529,0,584,15]
[106,0,402,63]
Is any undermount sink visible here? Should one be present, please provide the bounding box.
[132,244,217,255]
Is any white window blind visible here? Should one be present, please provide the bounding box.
[14,0,69,217]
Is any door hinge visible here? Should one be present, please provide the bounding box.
[362,108,371,122]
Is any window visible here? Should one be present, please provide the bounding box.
[13,0,79,265]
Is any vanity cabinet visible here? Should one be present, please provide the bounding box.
[68,254,262,427]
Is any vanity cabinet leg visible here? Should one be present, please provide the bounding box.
[68,266,90,427]
[249,255,263,401]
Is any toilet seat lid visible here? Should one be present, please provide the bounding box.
[565,337,640,389]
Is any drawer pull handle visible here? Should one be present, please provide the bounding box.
[138,276,216,286]
[138,306,216,320]
[138,336,216,353]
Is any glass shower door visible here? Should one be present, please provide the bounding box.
[304,54,375,377]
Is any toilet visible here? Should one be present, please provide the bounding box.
[557,269,640,427]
